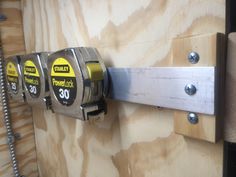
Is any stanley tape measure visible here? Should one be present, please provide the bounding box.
[5,56,25,102]
[47,47,108,120]
[21,52,51,109]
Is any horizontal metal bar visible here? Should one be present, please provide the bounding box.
[107,67,215,115]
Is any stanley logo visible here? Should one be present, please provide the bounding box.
[53,65,70,73]
[7,70,17,75]
[25,66,36,73]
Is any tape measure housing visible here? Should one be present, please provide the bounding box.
[47,47,107,120]
[5,56,25,102]
[20,52,51,108]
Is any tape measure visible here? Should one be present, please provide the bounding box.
[21,53,51,109]
[5,56,25,102]
[47,47,108,120]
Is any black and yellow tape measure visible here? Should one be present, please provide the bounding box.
[20,53,51,109]
[47,47,107,120]
[5,56,25,102]
[6,48,108,121]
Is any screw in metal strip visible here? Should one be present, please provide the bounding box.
[185,84,197,96]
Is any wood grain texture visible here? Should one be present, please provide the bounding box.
[173,33,225,142]
[224,33,236,142]
[0,0,38,177]
[21,0,225,177]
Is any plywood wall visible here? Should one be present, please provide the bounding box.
[0,0,38,176]
[21,0,225,177]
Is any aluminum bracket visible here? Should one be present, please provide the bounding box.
[107,67,216,115]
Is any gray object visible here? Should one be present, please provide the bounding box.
[185,84,197,96]
[187,112,199,124]
[188,51,200,64]
[0,14,7,21]
[108,67,215,115]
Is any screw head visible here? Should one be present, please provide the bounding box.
[185,84,197,95]
[187,112,198,124]
[14,133,21,140]
[0,14,7,21]
[188,51,199,64]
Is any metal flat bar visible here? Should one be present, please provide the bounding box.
[107,67,215,115]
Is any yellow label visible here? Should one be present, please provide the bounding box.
[6,62,18,77]
[51,57,75,77]
[24,60,40,77]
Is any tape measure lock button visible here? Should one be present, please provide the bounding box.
[86,63,104,81]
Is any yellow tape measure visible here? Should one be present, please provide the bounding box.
[23,60,41,97]
[6,61,19,93]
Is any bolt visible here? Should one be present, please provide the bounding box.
[188,51,199,64]
[14,133,21,140]
[185,84,197,95]
[0,14,7,21]
[187,112,198,124]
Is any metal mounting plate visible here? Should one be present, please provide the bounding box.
[108,67,215,115]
